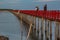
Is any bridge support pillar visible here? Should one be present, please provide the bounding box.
[41,18,44,40]
[55,22,60,40]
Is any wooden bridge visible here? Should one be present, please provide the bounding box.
[0,5,60,40]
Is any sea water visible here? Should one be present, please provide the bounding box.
[0,11,29,40]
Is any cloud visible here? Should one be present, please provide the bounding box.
[33,0,56,2]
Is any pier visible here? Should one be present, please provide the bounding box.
[0,5,60,40]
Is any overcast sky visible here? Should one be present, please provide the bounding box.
[0,0,60,10]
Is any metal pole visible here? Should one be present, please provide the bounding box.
[47,20,50,40]
[57,22,59,40]
[55,21,59,40]
[59,22,60,40]
[41,18,44,40]
[50,21,52,40]
[37,17,39,40]
[46,20,49,40]
[33,16,36,37]
[55,21,57,40]
[45,19,47,40]
[45,20,49,40]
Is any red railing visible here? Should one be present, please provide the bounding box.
[13,10,60,21]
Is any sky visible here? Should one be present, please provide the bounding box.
[0,0,60,10]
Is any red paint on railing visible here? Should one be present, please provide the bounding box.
[12,10,60,21]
